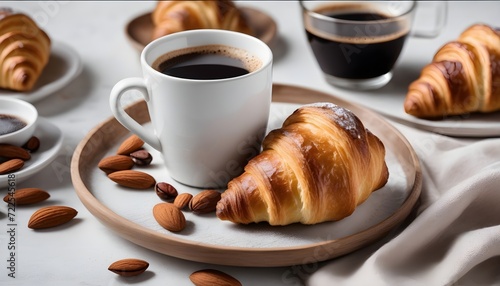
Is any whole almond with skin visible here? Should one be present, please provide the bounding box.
[108,170,156,189]
[108,258,149,277]
[153,203,186,232]
[189,269,242,286]
[28,206,77,229]
[98,155,134,174]
[116,134,144,155]
[173,193,193,210]
[0,158,24,174]
[3,188,50,205]
[22,136,40,152]
[190,190,221,214]
[0,144,31,160]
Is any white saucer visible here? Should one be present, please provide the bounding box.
[0,41,83,103]
[0,117,63,187]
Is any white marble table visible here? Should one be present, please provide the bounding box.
[1,1,499,285]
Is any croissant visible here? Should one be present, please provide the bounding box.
[216,103,389,226]
[151,0,253,40]
[0,10,51,92]
[404,24,500,118]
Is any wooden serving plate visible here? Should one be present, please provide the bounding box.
[71,84,421,267]
[126,7,278,51]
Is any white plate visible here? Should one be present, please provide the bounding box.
[331,86,500,138]
[0,41,82,103]
[0,118,63,187]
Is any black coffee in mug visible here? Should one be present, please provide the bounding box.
[153,45,261,80]
[0,114,26,135]
[305,4,410,80]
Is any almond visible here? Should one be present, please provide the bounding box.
[189,269,242,286]
[108,258,149,277]
[0,144,31,160]
[116,134,144,155]
[190,190,221,214]
[28,206,77,229]
[98,155,134,174]
[153,203,186,232]
[22,136,40,152]
[3,188,50,205]
[173,193,193,210]
[0,158,24,174]
[108,170,156,189]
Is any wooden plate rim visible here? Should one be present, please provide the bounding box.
[71,83,421,267]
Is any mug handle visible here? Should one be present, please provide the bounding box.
[109,78,162,151]
[412,2,447,38]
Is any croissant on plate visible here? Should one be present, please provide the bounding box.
[151,0,253,40]
[0,9,51,92]
[404,24,500,118]
[216,103,389,226]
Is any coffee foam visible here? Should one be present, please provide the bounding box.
[153,45,262,73]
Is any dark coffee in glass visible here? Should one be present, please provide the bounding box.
[301,2,415,90]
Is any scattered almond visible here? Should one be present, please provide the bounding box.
[3,188,50,205]
[153,203,186,232]
[28,206,77,229]
[189,269,242,286]
[116,134,144,155]
[0,158,24,174]
[108,170,156,189]
[22,136,40,152]
[98,155,134,174]
[108,258,149,277]
[0,144,31,160]
[190,190,221,214]
[173,193,193,210]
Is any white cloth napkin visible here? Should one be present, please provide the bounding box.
[306,122,500,286]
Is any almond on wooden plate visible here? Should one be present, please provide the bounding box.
[108,258,149,277]
[3,188,50,205]
[173,193,193,210]
[189,190,221,214]
[189,269,242,286]
[28,206,77,229]
[98,155,134,174]
[116,134,144,155]
[153,203,186,232]
[108,170,156,189]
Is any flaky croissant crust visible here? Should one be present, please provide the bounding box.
[404,24,500,118]
[0,12,50,92]
[151,0,253,40]
[216,103,389,226]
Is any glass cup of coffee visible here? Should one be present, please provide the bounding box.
[110,29,273,189]
[300,1,447,90]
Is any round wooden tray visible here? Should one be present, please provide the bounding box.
[71,84,421,267]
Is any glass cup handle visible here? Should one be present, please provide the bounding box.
[412,2,448,38]
[109,78,162,151]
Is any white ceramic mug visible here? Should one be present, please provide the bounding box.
[110,29,273,188]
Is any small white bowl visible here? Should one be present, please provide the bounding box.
[0,97,38,146]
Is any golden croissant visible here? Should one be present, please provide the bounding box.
[151,0,253,40]
[216,103,389,226]
[404,24,500,118]
[0,10,51,92]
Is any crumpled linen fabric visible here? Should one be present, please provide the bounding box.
[306,122,500,286]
